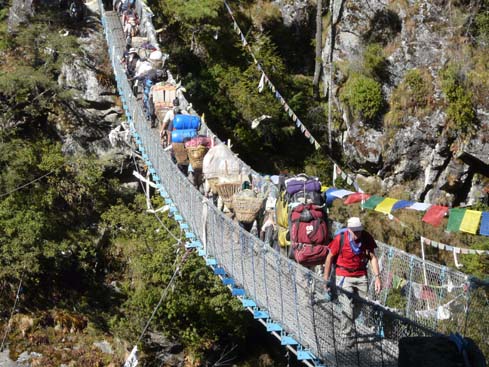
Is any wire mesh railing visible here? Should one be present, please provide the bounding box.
[97,1,489,364]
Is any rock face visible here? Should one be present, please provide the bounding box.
[56,26,125,158]
[7,0,34,32]
[323,0,489,205]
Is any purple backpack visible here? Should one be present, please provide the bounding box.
[285,177,321,196]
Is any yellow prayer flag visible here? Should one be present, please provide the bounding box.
[321,185,329,193]
[374,198,399,214]
[459,210,482,234]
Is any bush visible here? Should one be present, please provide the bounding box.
[475,11,489,45]
[363,43,388,81]
[340,73,384,122]
[385,68,433,128]
[440,64,477,135]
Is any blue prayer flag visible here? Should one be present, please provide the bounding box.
[392,200,414,211]
[480,212,489,236]
[325,188,340,207]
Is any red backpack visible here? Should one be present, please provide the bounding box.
[290,204,329,267]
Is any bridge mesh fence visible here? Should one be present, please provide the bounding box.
[97,1,489,364]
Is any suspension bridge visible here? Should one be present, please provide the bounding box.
[96,1,488,366]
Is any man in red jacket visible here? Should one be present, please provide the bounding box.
[323,217,381,347]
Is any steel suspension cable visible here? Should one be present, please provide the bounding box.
[0,272,24,352]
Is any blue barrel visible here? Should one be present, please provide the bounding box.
[171,129,197,143]
[173,114,201,130]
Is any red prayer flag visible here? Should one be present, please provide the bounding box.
[422,205,449,227]
[343,193,371,205]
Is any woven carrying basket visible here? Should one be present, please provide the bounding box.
[173,143,188,165]
[186,145,208,170]
[216,182,242,209]
[206,177,220,194]
[232,195,263,223]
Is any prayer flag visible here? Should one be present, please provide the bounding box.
[292,114,298,122]
[392,200,414,211]
[362,195,385,210]
[479,212,489,236]
[124,346,138,367]
[275,91,281,99]
[240,34,248,46]
[344,192,371,204]
[408,202,432,211]
[374,198,399,214]
[288,109,294,118]
[422,205,449,227]
[296,121,301,127]
[346,176,353,185]
[447,208,466,232]
[325,188,340,206]
[314,141,321,150]
[304,130,311,138]
[258,72,265,93]
[460,210,482,234]
[300,125,306,133]
[330,189,355,198]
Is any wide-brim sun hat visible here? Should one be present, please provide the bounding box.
[347,217,363,232]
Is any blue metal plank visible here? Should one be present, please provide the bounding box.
[266,322,282,332]
[281,335,298,346]
[232,288,245,296]
[213,267,226,275]
[297,350,314,361]
[174,214,183,222]
[222,277,234,286]
[253,310,269,319]
[241,299,256,308]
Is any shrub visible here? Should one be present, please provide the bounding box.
[340,73,384,122]
[440,64,477,135]
[363,43,388,81]
[475,11,489,45]
[384,68,433,128]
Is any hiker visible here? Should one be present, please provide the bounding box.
[160,98,186,146]
[140,69,167,127]
[323,217,381,347]
[123,48,139,79]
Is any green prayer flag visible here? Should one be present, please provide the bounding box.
[362,195,385,210]
[446,208,466,232]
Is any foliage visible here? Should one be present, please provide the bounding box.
[439,63,478,136]
[363,43,388,81]
[103,195,249,361]
[340,73,384,123]
[474,10,489,46]
[385,68,433,128]
[160,0,222,24]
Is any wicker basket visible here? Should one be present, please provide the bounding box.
[232,195,264,223]
[172,143,188,165]
[216,182,242,209]
[206,177,220,194]
[187,145,208,170]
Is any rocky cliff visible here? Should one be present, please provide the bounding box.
[322,0,489,206]
[7,0,124,160]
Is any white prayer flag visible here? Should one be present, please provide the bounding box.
[124,346,138,367]
[258,72,265,93]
